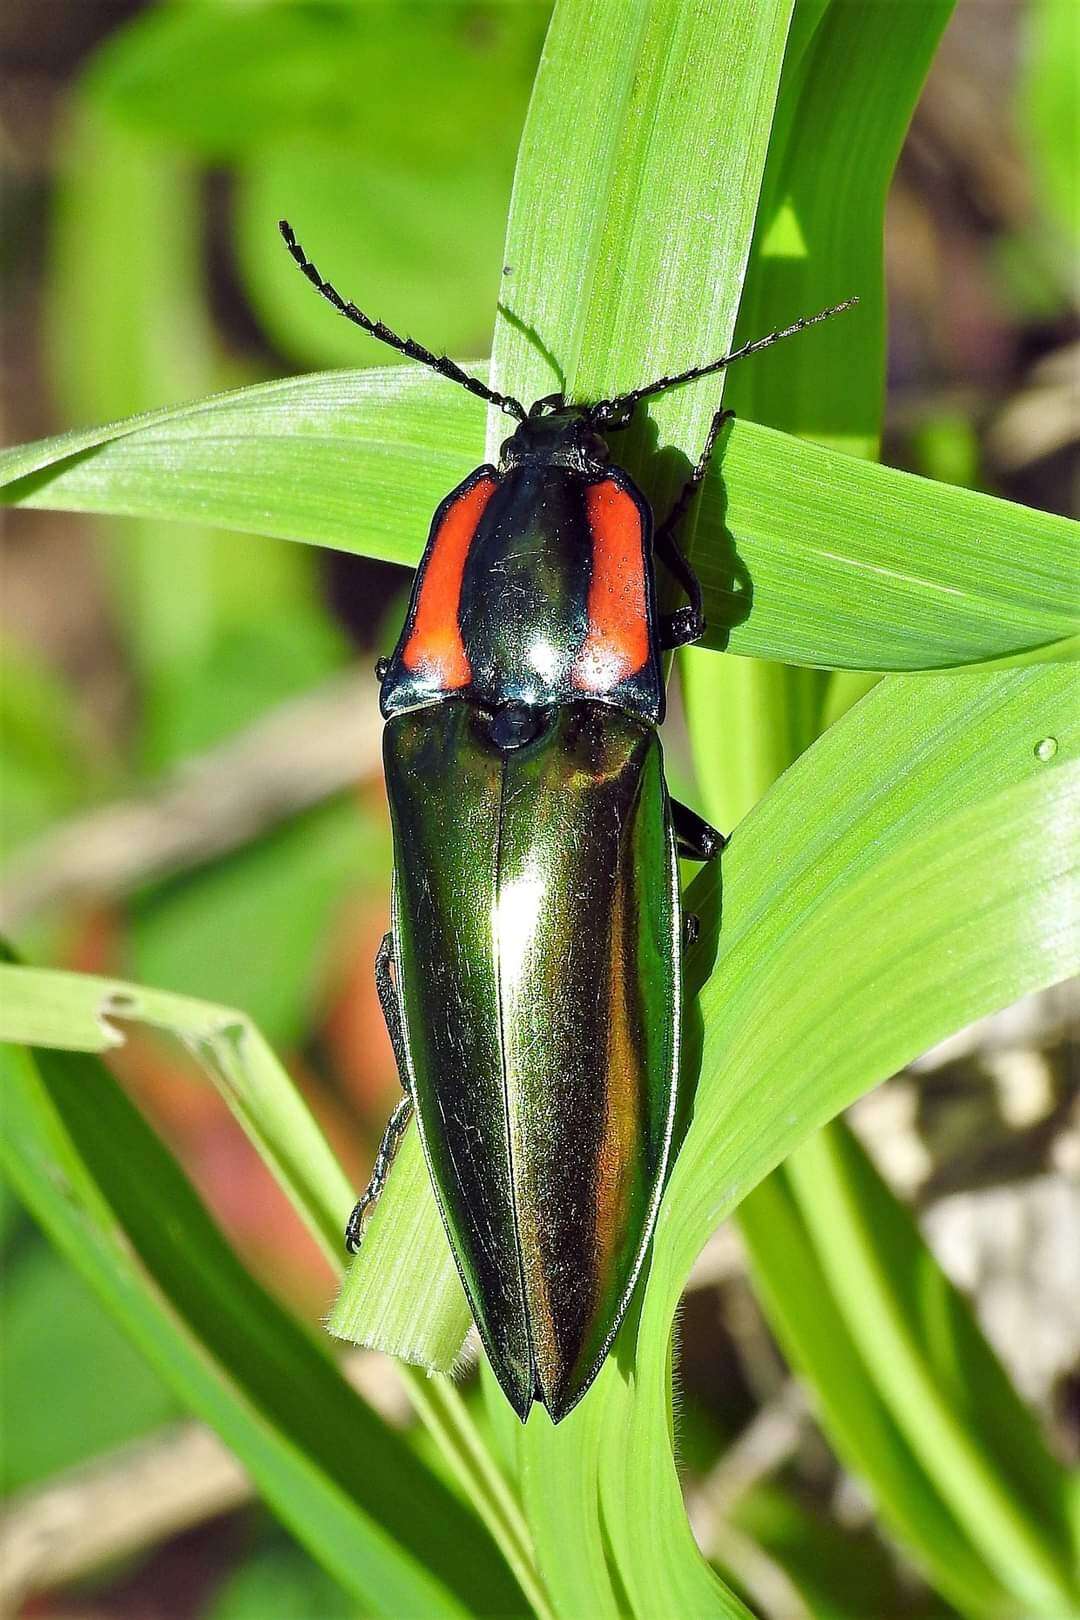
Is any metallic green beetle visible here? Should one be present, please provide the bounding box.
[281,219,855,1421]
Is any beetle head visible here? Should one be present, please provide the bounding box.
[499,398,611,474]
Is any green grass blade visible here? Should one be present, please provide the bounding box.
[0,965,352,1263]
[727,0,955,455]
[692,420,1077,668]
[516,1376,624,1620]
[784,1123,1078,1616]
[0,1042,525,1618]
[1018,0,1079,252]
[488,1,791,422]
[737,1172,1008,1619]
[404,1373,556,1620]
[683,653,827,830]
[2,373,1074,673]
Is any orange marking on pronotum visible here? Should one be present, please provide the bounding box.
[573,480,649,693]
[403,476,498,686]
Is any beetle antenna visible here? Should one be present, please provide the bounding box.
[591,296,859,425]
[279,221,527,422]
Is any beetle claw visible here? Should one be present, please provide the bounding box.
[344,1198,370,1253]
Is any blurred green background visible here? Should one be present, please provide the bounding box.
[1,2,1075,1616]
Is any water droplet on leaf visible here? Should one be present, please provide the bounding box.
[1034,737,1058,762]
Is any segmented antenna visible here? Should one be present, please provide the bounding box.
[279,221,527,422]
[591,297,859,426]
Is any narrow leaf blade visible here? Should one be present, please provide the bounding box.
[0,1042,525,1618]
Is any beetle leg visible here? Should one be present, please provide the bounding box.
[656,546,705,650]
[373,929,409,1082]
[671,797,726,861]
[345,931,414,1253]
[656,408,736,650]
[345,1093,413,1252]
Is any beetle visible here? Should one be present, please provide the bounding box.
[280,220,854,1423]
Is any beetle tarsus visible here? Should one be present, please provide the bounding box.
[345,1093,414,1252]
[344,932,414,1253]
[659,604,704,650]
[672,797,726,862]
[683,913,701,948]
